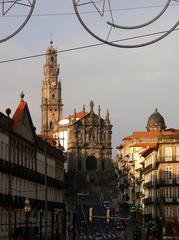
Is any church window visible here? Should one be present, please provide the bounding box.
[86,156,97,171]
[51,57,54,62]
[101,161,105,171]
[78,159,82,171]
[90,174,95,183]
[50,121,52,129]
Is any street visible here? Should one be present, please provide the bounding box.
[73,198,144,240]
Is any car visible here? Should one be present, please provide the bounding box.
[115,222,125,231]
[95,232,103,240]
[77,191,89,197]
[103,201,110,209]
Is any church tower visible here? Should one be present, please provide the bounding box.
[41,41,63,136]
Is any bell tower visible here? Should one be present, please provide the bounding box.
[41,41,63,136]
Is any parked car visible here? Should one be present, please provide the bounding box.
[103,201,110,209]
[115,221,125,231]
[77,191,89,197]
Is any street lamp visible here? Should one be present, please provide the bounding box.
[24,196,31,240]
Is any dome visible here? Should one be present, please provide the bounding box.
[146,108,166,131]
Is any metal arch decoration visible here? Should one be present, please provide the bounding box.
[72,0,179,48]
[0,0,36,43]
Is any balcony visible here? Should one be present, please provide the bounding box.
[143,197,159,205]
[143,197,152,204]
[0,159,64,189]
[164,198,173,203]
[156,179,179,186]
[143,181,154,188]
[155,156,179,165]
[143,164,153,174]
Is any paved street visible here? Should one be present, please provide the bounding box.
[73,198,144,240]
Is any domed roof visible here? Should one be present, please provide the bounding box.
[146,108,166,131]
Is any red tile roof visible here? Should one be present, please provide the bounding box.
[130,143,157,148]
[12,100,27,125]
[140,144,158,157]
[66,111,88,120]
[132,131,160,138]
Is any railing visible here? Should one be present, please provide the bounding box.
[143,181,154,188]
[0,158,64,189]
[155,156,179,165]
[143,164,153,174]
[0,192,65,209]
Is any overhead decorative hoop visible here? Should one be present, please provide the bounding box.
[0,0,36,43]
[72,0,179,48]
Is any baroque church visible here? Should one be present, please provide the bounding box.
[41,42,113,190]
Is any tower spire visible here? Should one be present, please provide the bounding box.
[41,42,63,135]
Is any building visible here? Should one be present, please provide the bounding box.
[116,109,164,208]
[116,109,179,237]
[54,101,113,195]
[41,42,113,197]
[142,130,179,237]
[0,94,65,239]
[41,41,63,136]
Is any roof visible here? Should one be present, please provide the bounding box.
[140,144,158,157]
[130,143,158,148]
[147,109,166,130]
[12,100,27,125]
[132,131,160,138]
[66,111,88,120]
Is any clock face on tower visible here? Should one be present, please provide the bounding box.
[51,81,56,87]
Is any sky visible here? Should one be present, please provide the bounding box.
[0,0,178,159]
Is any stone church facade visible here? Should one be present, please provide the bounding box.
[41,42,113,189]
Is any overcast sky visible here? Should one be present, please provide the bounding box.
[0,0,178,159]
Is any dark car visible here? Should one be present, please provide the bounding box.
[115,221,125,231]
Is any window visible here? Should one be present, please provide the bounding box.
[78,159,82,171]
[165,187,172,202]
[165,166,173,184]
[177,207,179,221]
[1,141,4,159]
[101,161,105,171]
[164,147,172,161]
[176,147,179,161]
[176,187,179,200]
[165,206,173,218]
[176,166,179,184]
[86,156,97,171]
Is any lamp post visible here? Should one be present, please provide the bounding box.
[24,196,31,240]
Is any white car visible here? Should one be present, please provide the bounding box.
[103,201,110,209]
[77,191,89,197]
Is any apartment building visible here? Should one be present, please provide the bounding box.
[0,95,65,239]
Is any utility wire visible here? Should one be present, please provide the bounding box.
[0,3,178,18]
[0,27,178,64]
